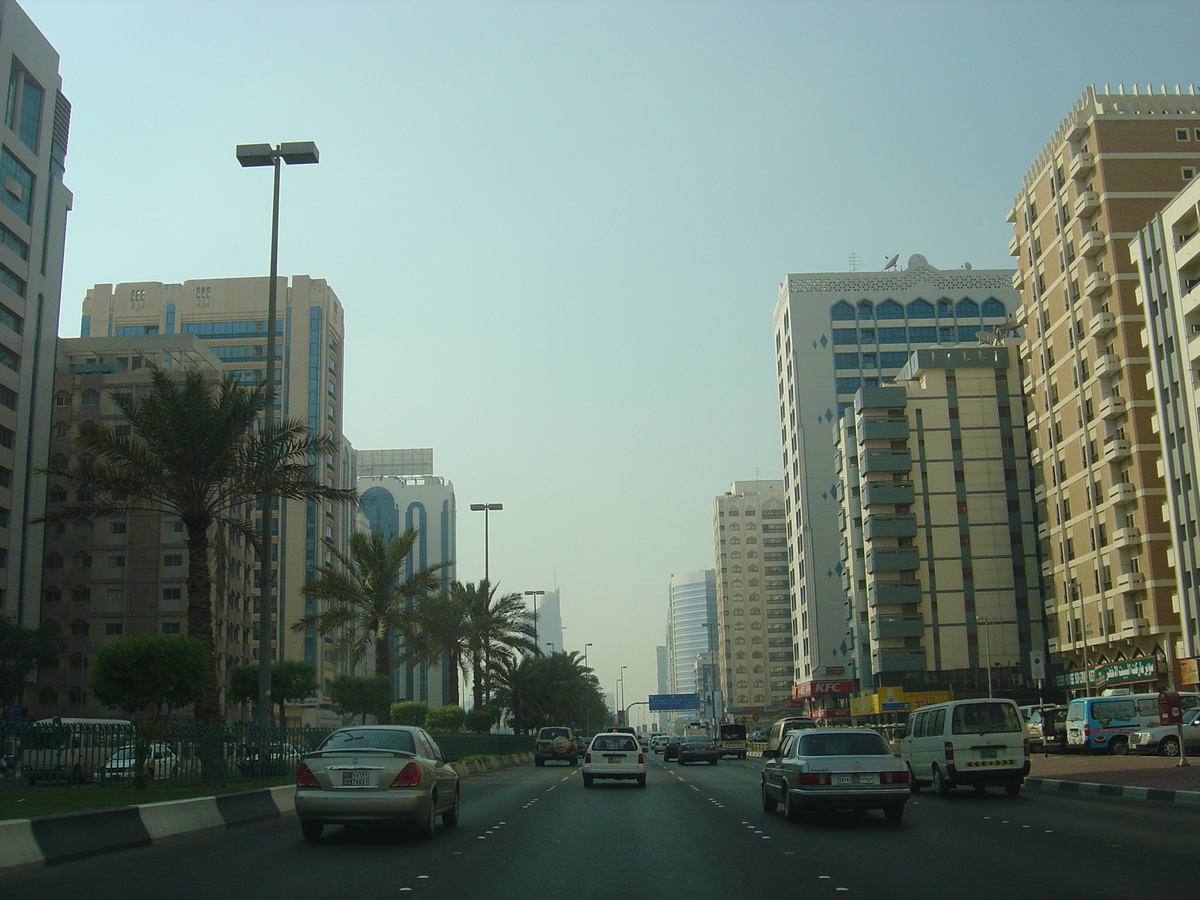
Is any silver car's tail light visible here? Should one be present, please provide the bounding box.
[389,762,422,788]
[296,763,318,787]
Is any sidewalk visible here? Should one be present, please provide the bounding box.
[1025,752,1200,804]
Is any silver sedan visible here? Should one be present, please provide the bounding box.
[295,726,460,841]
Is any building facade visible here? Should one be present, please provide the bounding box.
[712,480,791,719]
[773,256,1018,695]
[79,276,356,722]
[0,0,72,632]
[833,347,1047,718]
[1131,173,1200,686]
[1009,85,1200,693]
[666,568,716,724]
[533,587,564,657]
[358,449,456,707]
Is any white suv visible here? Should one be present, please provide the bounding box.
[583,732,646,788]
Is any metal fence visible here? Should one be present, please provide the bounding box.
[0,721,532,789]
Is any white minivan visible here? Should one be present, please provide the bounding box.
[900,698,1029,797]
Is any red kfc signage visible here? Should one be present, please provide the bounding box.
[793,680,855,698]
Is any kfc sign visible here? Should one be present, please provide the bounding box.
[794,680,855,698]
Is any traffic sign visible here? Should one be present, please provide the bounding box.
[648,693,700,711]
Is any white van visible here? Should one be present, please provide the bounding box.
[22,718,133,784]
[900,698,1028,796]
[766,716,818,753]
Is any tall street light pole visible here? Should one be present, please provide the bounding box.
[524,589,544,650]
[620,665,628,725]
[469,503,503,583]
[237,140,319,728]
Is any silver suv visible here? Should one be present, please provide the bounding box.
[534,727,577,766]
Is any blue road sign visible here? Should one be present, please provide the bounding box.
[649,693,701,711]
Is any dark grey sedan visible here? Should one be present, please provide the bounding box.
[677,734,719,765]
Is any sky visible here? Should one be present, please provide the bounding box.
[19,0,1200,721]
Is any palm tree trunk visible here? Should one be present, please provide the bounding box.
[374,629,391,677]
[447,651,460,706]
[184,519,221,726]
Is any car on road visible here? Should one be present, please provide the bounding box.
[662,735,682,761]
[582,732,646,787]
[749,729,770,744]
[1026,705,1067,753]
[1129,707,1200,757]
[761,728,909,823]
[901,698,1028,796]
[534,726,578,766]
[234,743,304,777]
[766,716,819,753]
[96,744,178,782]
[677,734,719,765]
[650,734,668,752]
[294,725,460,841]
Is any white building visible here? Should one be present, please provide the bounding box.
[666,569,716,725]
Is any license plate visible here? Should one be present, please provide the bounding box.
[980,749,998,760]
[342,771,370,786]
[606,756,624,764]
[834,774,877,785]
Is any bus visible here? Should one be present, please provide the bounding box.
[717,723,747,759]
[21,718,133,784]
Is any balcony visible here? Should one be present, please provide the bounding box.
[1108,482,1136,505]
[1080,230,1107,257]
[872,647,928,674]
[1037,521,1050,540]
[1023,373,1036,395]
[867,580,922,606]
[870,614,926,640]
[859,416,910,442]
[862,480,915,507]
[855,384,906,413]
[864,514,917,540]
[1034,484,1046,503]
[1098,396,1127,420]
[1042,559,1054,578]
[1116,571,1146,593]
[1120,617,1150,637]
[1011,271,1023,291]
[1074,190,1100,216]
[1112,526,1141,549]
[1086,272,1113,300]
[1008,233,1020,257]
[861,449,913,474]
[1070,151,1096,180]
[1089,311,1116,336]
[1095,354,1121,378]
[1104,438,1132,462]
[838,509,847,532]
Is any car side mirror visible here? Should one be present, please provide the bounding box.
[761,749,779,759]
[443,752,459,764]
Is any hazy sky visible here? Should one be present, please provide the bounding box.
[21,0,1200,718]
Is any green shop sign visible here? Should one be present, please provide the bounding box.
[1054,655,1158,689]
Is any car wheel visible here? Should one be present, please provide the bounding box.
[783,784,802,823]
[933,766,952,798]
[442,787,460,828]
[710,758,718,766]
[417,796,437,839]
[535,758,545,767]
[884,804,904,824]
[761,781,778,813]
[568,757,577,767]
[301,821,324,842]
[1160,736,1181,758]
[637,774,646,788]
[70,764,83,785]
[1004,783,1022,797]
[907,765,921,793]
[582,773,594,787]
[1108,737,1129,756]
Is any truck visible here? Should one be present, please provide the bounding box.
[717,723,747,759]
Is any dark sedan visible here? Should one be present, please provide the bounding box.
[677,734,719,765]
[662,736,682,761]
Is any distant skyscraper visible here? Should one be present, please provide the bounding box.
[666,569,716,722]
[0,1,72,633]
[357,449,456,706]
[535,588,564,656]
[774,255,1017,694]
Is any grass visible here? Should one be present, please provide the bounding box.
[0,777,293,821]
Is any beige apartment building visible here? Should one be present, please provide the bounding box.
[712,481,793,719]
[79,276,356,726]
[1008,85,1200,693]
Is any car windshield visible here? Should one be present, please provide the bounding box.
[591,736,637,751]
[320,730,416,753]
[951,702,1023,734]
[796,733,890,757]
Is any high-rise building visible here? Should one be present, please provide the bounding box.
[1009,85,1200,693]
[666,569,716,724]
[1132,173,1200,686]
[79,276,357,719]
[774,256,1018,693]
[37,336,255,720]
[833,346,1047,718]
[357,449,456,706]
[0,1,72,632]
[712,480,791,718]
[533,587,564,656]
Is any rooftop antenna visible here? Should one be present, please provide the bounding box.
[848,251,859,272]
[883,254,899,271]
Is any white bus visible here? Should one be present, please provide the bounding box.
[22,717,133,784]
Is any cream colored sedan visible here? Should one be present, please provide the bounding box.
[582,732,646,787]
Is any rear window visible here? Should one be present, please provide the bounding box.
[796,732,890,757]
[539,728,571,740]
[321,729,416,753]
[951,702,1023,735]
[591,735,637,751]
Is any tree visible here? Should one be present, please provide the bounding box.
[91,635,208,787]
[229,660,316,727]
[293,529,450,677]
[402,585,473,706]
[389,700,430,726]
[329,673,393,724]
[425,704,466,732]
[491,650,606,735]
[459,579,537,708]
[38,366,355,725]
[0,617,64,717]
[464,704,500,734]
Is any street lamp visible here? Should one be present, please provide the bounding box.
[237,140,319,727]
[547,643,554,654]
[469,503,503,582]
[583,643,593,669]
[620,665,628,725]
[524,589,544,650]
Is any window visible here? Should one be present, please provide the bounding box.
[73,552,91,569]
[831,301,855,321]
[70,619,89,636]
[44,585,60,603]
[1178,128,1191,141]
[80,390,100,407]
[105,623,122,635]
[834,353,858,369]
[110,521,126,535]
[0,147,34,223]
[163,554,183,567]
[159,622,179,634]
[832,328,857,345]
[878,327,906,343]
[1184,167,1196,182]
[72,585,90,603]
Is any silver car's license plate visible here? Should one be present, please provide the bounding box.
[342,770,370,786]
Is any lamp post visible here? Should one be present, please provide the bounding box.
[236,140,319,728]
[702,622,718,730]
[547,643,554,654]
[583,643,593,669]
[524,589,544,651]
[619,665,628,725]
[469,503,503,583]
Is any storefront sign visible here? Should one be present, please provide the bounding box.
[793,680,855,698]
[1180,658,1198,687]
[1055,656,1158,689]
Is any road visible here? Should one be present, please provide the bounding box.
[4,753,1196,899]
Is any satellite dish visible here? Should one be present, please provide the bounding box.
[964,262,973,270]
[994,319,1020,335]
[883,254,899,271]
[975,330,1000,345]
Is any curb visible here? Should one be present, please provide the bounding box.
[1024,776,1200,806]
[0,754,531,873]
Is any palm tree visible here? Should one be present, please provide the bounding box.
[403,584,474,706]
[461,579,538,707]
[490,650,606,735]
[39,366,354,725]
[293,529,451,679]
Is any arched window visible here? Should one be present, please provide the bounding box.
[955,298,980,318]
[735,666,747,674]
[831,300,855,321]
[70,619,89,636]
[68,687,84,705]
[752,650,764,659]
[44,585,61,603]
[73,552,92,569]
[50,454,68,469]
[733,622,745,631]
[48,486,67,503]
[907,298,935,318]
[876,299,904,319]
[753,665,764,674]
[45,552,63,569]
[734,637,746,646]
[857,300,873,320]
[982,297,1007,318]
[735,651,746,660]
[81,390,100,407]
[937,298,953,318]
[72,586,90,603]
[751,635,763,644]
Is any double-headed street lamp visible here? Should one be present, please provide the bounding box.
[524,589,544,649]
[236,140,319,727]
[469,503,503,582]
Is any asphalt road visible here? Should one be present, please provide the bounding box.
[5,754,1197,899]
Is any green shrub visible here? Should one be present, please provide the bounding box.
[425,704,466,732]
[390,700,429,726]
